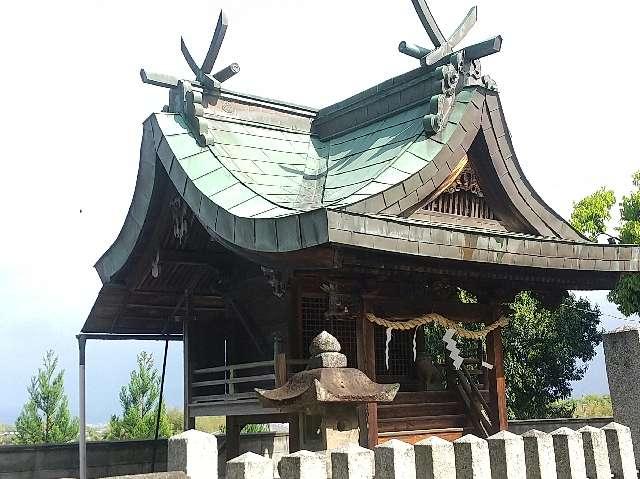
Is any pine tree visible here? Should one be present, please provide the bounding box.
[107,351,172,439]
[15,350,79,444]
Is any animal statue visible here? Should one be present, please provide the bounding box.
[415,355,443,390]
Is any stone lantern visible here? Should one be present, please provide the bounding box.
[255,331,399,451]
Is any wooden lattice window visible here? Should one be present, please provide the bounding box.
[300,296,357,368]
[423,164,498,220]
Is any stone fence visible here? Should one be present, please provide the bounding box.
[168,423,639,479]
[0,432,288,479]
[508,417,613,435]
[0,439,167,479]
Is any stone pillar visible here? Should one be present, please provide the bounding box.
[414,436,456,479]
[226,452,273,479]
[551,427,587,479]
[278,450,326,479]
[577,426,611,479]
[167,429,218,479]
[602,422,639,479]
[373,439,416,479]
[331,444,375,479]
[604,326,640,468]
[521,429,557,479]
[487,430,526,479]
[454,434,492,479]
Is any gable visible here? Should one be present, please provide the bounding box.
[410,155,506,231]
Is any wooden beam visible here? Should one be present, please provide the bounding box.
[274,353,287,387]
[226,416,241,460]
[289,415,301,453]
[357,297,378,448]
[183,320,195,431]
[364,299,493,324]
[158,248,225,267]
[126,303,224,312]
[486,327,507,432]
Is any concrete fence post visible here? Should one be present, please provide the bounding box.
[414,436,456,479]
[577,425,611,479]
[226,452,273,479]
[487,430,526,479]
[551,427,587,479]
[454,434,492,479]
[373,439,416,479]
[602,422,638,479]
[278,450,326,479]
[521,429,557,479]
[167,429,218,479]
[603,326,640,469]
[331,443,375,479]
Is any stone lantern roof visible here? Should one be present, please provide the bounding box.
[255,332,398,412]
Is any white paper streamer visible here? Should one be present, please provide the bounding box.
[385,327,392,370]
[412,328,417,361]
[443,328,464,370]
[151,250,160,279]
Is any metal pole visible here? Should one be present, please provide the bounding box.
[152,338,169,472]
[77,335,87,479]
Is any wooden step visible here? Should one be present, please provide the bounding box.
[378,414,468,433]
[377,401,464,419]
[392,391,460,403]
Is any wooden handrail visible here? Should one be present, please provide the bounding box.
[454,366,494,438]
[192,374,276,388]
[193,360,276,375]
[191,354,305,403]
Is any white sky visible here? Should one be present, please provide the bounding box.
[0,0,638,424]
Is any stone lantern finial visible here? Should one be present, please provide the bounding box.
[308,331,347,369]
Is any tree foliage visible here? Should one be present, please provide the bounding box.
[14,350,79,444]
[106,352,173,440]
[570,187,616,241]
[503,292,602,419]
[552,394,612,419]
[571,171,640,317]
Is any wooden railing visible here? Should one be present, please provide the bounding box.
[191,355,307,405]
[455,365,493,438]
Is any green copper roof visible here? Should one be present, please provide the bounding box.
[152,92,477,218]
[93,81,640,286]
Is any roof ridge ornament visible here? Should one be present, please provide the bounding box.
[180,11,240,91]
[399,1,502,135]
[140,10,239,92]
[140,10,239,146]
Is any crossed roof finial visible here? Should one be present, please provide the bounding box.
[140,10,239,91]
[400,0,501,67]
[180,10,239,90]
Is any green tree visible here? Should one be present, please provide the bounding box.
[552,394,613,419]
[14,350,79,444]
[106,352,172,440]
[570,187,616,241]
[503,292,602,419]
[571,171,640,317]
[166,406,184,436]
[421,287,602,419]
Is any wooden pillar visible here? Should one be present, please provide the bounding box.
[288,414,300,453]
[486,327,508,431]
[357,297,378,447]
[182,320,195,431]
[226,416,241,460]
